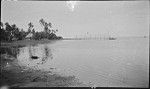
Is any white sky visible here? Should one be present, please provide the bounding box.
[1,1,149,38]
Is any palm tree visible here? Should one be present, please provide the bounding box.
[28,22,34,33]
[11,24,19,40]
[5,22,13,41]
[39,18,52,34]
[32,29,35,34]
[28,22,34,28]
[5,22,11,32]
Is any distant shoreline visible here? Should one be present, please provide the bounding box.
[1,36,148,47]
[63,36,149,40]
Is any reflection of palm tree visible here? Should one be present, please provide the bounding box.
[45,46,49,57]
[40,45,53,64]
[29,46,32,58]
[28,45,39,60]
[2,47,19,59]
[28,45,53,65]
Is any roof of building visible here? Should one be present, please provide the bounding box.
[26,32,33,38]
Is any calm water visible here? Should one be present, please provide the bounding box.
[16,37,149,87]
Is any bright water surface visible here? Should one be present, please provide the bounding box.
[16,37,149,87]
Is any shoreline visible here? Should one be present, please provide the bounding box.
[0,39,62,47]
[1,61,85,87]
[0,39,87,87]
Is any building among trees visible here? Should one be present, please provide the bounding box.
[25,32,33,40]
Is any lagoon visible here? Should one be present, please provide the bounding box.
[16,37,149,87]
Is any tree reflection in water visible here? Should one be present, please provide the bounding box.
[0,46,20,58]
[0,46,21,68]
[41,45,53,64]
[28,44,53,66]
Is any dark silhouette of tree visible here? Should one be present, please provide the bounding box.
[0,20,62,42]
[51,29,55,34]
[28,22,34,33]
[32,29,35,34]
[11,24,18,38]
[18,29,26,40]
[0,22,7,41]
[0,22,3,29]
[39,18,52,34]
[5,22,13,41]
[1,22,28,41]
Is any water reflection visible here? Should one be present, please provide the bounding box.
[0,46,20,58]
[0,46,21,68]
[1,43,83,87]
[17,44,53,69]
[37,44,53,65]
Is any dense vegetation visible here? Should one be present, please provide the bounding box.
[0,18,63,42]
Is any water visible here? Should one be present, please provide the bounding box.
[16,37,149,87]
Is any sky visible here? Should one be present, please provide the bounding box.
[1,1,149,38]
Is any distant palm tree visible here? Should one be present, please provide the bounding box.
[28,22,33,28]
[28,22,34,33]
[39,18,52,34]
[51,29,56,34]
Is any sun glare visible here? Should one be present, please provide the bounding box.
[66,1,78,12]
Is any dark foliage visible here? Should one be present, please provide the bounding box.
[0,20,63,42]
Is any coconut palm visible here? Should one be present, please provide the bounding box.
[28,22,34,33]
[39,18,52,34]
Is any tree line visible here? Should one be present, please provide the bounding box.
[0,18,63,42]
